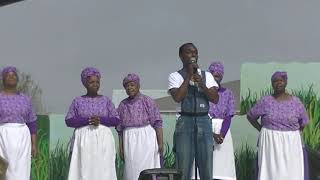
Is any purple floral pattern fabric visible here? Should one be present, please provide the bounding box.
[0,93,36,124]
[247,95,309,131]
[209,88,236,119]
[117,94,162,131]
[65,96,119,127]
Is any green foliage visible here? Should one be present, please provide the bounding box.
[234,144,256,180]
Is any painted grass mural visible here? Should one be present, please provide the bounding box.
[31,115,49,180]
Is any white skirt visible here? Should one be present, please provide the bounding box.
[0,123,31,180]
[192,118,236,180]
[257,128,304,180]
[68,125,117,180]
[123,125,160,180]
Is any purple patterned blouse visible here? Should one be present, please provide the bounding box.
[247,95,309,131]
[65,95,120,128]
[0,93,37,134]
[210,87,235,118]
[209,87,236,137]
[117,94,162,131]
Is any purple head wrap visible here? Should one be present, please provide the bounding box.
[123,73,140,87]
[81,67,101,85]
[208,61,224,77]
[1,66,18,77]
[271,71,288,82]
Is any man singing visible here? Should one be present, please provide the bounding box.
[168,43,219,180]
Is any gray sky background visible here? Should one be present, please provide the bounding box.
[1,0,320,113]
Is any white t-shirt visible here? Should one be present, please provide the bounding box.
[167,71,218,116]
[168,71,218,90]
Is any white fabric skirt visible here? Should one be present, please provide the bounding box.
[192,118,236,180]
[257,128,304,180]
[123,125,160,180]
[0,123,31,180]
[68,125,117,180]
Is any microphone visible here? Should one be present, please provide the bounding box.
[190,57,198,74]
[190,57,201,76]
[190,57,202,88]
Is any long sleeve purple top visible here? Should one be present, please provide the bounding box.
[0,93,37,134]
[117,94,162,132]
[65,95,120,128]
[208,87,236,137]
[247,95,309,131]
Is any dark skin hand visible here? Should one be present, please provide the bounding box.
[247,118,262,132]
[31,134,37,157]
[213,133,224,144]
[89,116,100,126]
[156,128,164,155]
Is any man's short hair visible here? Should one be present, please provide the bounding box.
[179,43,195,55]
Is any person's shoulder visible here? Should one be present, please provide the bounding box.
[141,94,155,102]
[204,71,214,80]
[204,71,212,75]
[223,88,235,95]
[119,96,130,105]
[291,95,301,100]
[169,71,182,78]
[72,96,85,102]
[100,95,113,102]
[204,71,213,77]
[291,96,304,104]
[258,95,272,103]
[17,93,32,102]
[17,92,28,98]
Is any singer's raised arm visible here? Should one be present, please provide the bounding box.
[168,63,195,102]
[168,76,190,103]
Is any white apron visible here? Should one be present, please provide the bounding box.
[257,128,304,180]
[68,125,117,180]
[123,125,160,180]
[0,123,31,180]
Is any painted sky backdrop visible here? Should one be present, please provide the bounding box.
[1,0,320,113]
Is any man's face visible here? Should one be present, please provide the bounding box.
[179,44,198,66]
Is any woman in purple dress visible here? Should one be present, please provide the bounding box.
[247,71,309,180]
[0,66,37,180]
[117,73,163,180]
[66,67,120,180]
